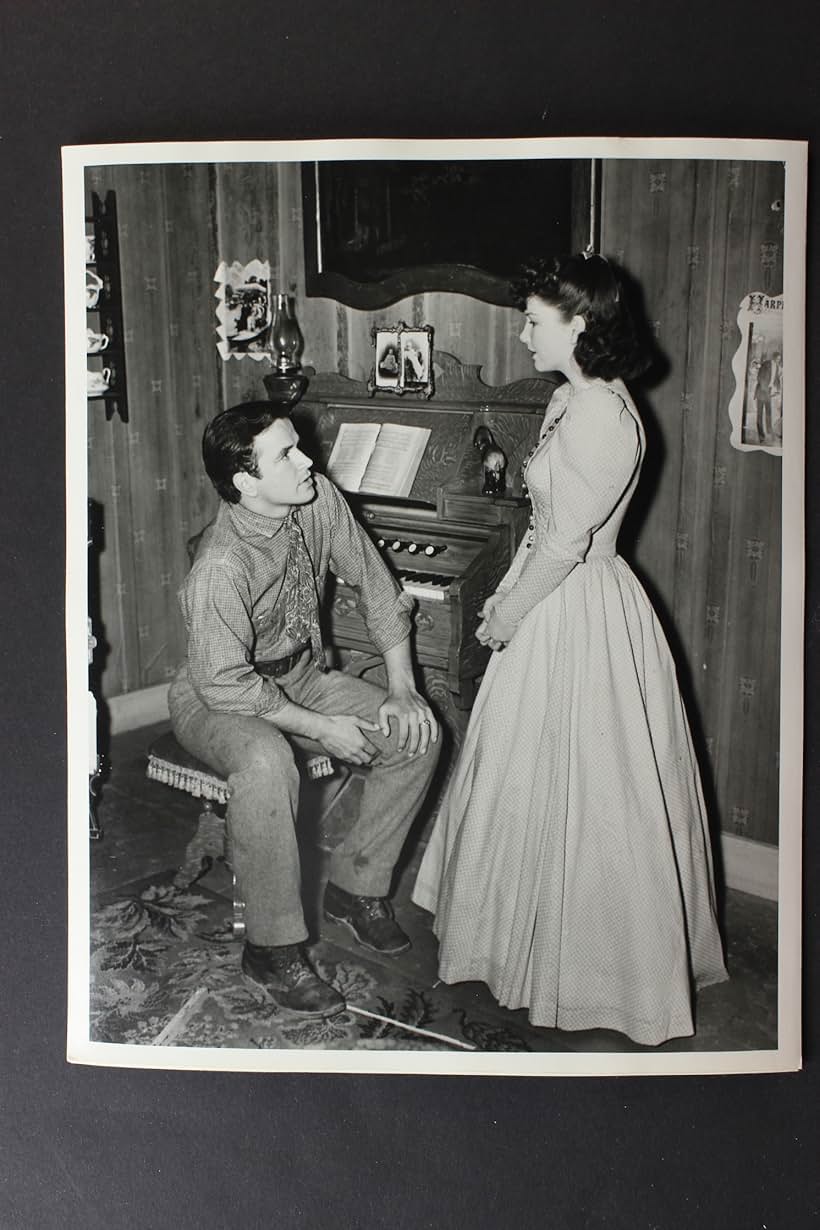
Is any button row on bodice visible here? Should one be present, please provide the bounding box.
[520,409,567,549]
[522,410,566,496]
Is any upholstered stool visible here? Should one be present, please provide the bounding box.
[146,729,354,938]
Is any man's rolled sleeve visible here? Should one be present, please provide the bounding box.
[364,586,415,655]
[322,478,413,653]
[183,561,288,716]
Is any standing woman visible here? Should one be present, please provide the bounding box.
[413,254,728,1047]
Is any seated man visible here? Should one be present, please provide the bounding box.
[168,401,440,1019]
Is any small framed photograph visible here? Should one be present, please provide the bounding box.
[369,322,434,398]
[372,325,402,390]
[401,327,433,391]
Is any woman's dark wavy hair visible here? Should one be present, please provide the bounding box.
[512,254,651,382]
[202,401,291,503]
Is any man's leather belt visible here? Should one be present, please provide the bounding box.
[256,644,310,679]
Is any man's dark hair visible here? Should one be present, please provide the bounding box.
[513,254,651,382]
[202,401,291,504]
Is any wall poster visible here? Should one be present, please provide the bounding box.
[214,259,272,360]
[728,291,784,455]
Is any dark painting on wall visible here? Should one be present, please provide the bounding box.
[303,159,592,308]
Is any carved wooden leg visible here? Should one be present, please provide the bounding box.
[173,801,226,888]
[174,805,247,938]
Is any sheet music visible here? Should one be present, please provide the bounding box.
[360,423,431,498]
[326,422,430,498]
[326,422,381,491]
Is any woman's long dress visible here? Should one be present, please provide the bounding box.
[412,381,728,1046]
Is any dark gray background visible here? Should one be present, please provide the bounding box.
[1,2,817,1226]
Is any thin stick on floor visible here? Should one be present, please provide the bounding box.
[149,989,477,1051]
[347,1004,478,1050]
[152,987,209,1046]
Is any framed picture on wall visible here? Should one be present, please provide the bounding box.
[728,291,784,455]
[214,258,272,360]
[368,322,434,398]
[303,159,596,309]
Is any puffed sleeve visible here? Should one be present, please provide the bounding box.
[492,388,640,628]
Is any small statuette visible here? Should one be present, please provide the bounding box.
[473,425,507,497]
[481,446,507,496]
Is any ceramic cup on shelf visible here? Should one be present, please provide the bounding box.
[86,328,110,354]
[86,268,104,309]
[87,367,112,396]
[85,233,96,263]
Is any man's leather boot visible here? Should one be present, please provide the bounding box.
[242,941,345,1017]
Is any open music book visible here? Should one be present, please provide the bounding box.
[326,422,431,498]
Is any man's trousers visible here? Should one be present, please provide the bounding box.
[168,653,440,946]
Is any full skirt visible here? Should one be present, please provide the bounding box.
[413,557,728,1046]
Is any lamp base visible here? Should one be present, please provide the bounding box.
[263,370,309,411]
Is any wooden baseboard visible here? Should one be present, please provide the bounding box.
[719,832,778,902]
[107,683,170,734]
[104,683,780,902]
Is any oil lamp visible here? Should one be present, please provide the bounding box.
[263,293,309,409]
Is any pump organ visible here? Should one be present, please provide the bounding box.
[292,363,558,714]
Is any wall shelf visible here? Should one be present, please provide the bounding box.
[87,190,128,422]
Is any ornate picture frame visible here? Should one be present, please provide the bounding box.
[368,322,434,398]
[303,160,595,309]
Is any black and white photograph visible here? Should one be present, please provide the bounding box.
[400,326,433,392]
[214,258,273,359]
[370,322,434,395]
[728,291,784,453]
[65,137,805,1077]
[373,326,402,389]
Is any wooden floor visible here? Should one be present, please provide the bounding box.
[87,721,780,1055]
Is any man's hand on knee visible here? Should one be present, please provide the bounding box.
[314,714,381,765]
[378,687,439,757]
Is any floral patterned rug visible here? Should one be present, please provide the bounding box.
[90,873,550,1053]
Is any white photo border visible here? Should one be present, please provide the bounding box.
[64,135,807,1077]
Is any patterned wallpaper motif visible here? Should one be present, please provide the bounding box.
[87,158,784,845]
[601,159,784,846]
[87,163,223,698]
